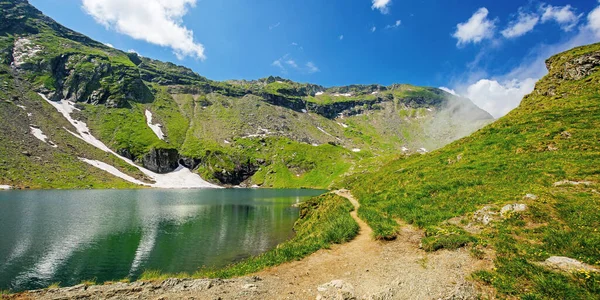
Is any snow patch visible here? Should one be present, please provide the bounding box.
[40,93,219,189]
[30,126,58,148]
[417,148,428,154]
[315,91,324,96]
[0,185,11,190]
[371,91,379,95]
[145,110,165,140]
[79,158,147,185]
[352,148,361,152]
[223,140,231,144]
[333,92,352,97]
[16,105,26,110]
[337,122,348,128]
[401,147,409,152]
[301,109,308,113]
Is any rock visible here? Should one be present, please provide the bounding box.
[472,205,497,225]
[316,280,355,300]
[242,284,257,289]
[524,194,538,200]
[500,203,527,216]
[21,151,31,156]
[554,180,593,187]
[541,256,600,273]
[560,131,572,139]
[142,148,180,173]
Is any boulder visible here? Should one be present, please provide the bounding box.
[541,256,600,273]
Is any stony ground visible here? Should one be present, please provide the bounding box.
[8,190,493,300]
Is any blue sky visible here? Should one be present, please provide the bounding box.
[29,0,600,117]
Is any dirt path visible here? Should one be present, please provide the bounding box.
[14,190,491,300]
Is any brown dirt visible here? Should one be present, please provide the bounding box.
[10,190,493,300]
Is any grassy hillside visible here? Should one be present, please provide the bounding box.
[344,43,600,298]
[0,0,493,189]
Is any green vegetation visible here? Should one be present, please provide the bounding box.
[139,193,359,280]
[345,43,600,298]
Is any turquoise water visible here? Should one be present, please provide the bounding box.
[0,188,325,291]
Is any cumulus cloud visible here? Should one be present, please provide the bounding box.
[82,0,205,60]
[339,35,344,40]
[385,20,402,29]
[372,0,391,14]
[588,3,600,37]
[103,42,114,48]
[540,4,582,32]
[501,11,539,38]
[371,26,377,33]
[465,78,537,118]
[452,26,599,118]
[453,8,496,46]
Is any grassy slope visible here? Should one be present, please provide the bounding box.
[139,193,359,280]
[345,43,600,298]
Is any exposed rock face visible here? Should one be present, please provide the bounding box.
[142,148,180,174]
[214,161,260,186]
[551,51,600,81]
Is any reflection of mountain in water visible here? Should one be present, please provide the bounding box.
[0,189,324,291]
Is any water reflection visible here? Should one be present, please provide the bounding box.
[0,189,325,291]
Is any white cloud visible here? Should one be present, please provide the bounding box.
[269,22,281,30]
[82,0,205,60]
[540,4,581,32]
[465,78,537,118]
[501,11,539,38]
[272,55,318,74]
[306,62,320,73]
[339,35,344,40]
[127,49,138,54]
[291,42,298,46]
[104,42,114,48]
[286,60,298,68]
[453,8,496,46]
[588,4,600,37]
[372,0,391,14]
[452,26,600,118]
[385,20,402,29]
[371,26,377,33]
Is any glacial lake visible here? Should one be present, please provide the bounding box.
[0,188,326,292]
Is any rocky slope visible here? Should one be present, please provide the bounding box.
[0,0,493,189]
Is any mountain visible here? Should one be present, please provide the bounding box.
[0,0,492,189]
[343,43,600,298]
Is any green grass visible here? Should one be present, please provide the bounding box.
[139,193,359,280]
[344,43,600,298]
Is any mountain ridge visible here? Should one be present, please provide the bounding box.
[0,0,492,189]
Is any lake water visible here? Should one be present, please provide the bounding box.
[0,189,326,292]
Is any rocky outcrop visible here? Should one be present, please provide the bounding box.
[213,161,260,186]
[548,51,600,81]
[142,148,180,174]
